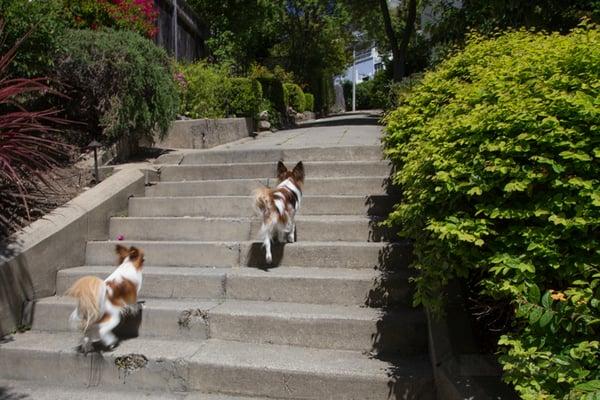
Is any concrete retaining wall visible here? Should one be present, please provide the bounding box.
[427,282,518,399]
[0,168,146,336]
[155,118,253,149]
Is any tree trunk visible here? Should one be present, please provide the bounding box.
[398,0,417,79]
[379,0,402,81]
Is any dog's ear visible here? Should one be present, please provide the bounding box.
[115,244,129,264]
[128,246,144,270]
[277,160,288,180]
[292,161,304,183]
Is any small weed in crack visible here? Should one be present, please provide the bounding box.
[115,353,148,378]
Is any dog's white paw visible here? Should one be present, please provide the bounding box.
[265,253,272,264]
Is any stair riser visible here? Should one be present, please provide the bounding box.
[32,302,427,354]
[174,146,383,165]
[0,348,192,392]
[128,196,396,218]
[109,218,395,242]
[57,269,413,306]
[0,346,434,399]
[187,365,434,400]
[146,177,396,197]
[85,242,411,270]
[159,162,391,181]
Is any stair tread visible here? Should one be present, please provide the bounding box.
[1,331,432,379]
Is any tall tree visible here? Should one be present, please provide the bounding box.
[348,0,419,81]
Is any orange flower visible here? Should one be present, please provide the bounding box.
[550,291,566,301]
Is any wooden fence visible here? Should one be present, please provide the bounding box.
[154,0,206,61]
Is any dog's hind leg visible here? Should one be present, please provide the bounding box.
[97,306,120,349]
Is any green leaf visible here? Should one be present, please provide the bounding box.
[539,310,553,327]
[528,284,541,304]
[575,380,600,393]
[541,291,551,308]
[529,307,543,324]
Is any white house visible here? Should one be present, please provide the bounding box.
[340,46,386,84]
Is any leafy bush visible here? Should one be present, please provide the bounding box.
[0,27,70,236]
[304,93,315,112]
[0,1,66,77]
[284,83,306,113]
[55,29,178,145]
[179,62,229,119]
[256,76,286,114]
[383,25,600,399]
[225,78,262,118]
[179,63,263,119]
[342,71,392,111]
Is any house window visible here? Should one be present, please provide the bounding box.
[374,62,384,72]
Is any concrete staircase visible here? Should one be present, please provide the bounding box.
[0,145,436,399]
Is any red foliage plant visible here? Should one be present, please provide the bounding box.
[0,20,71,235]
[69,0,159,38]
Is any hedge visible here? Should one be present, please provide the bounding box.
[256,76,286,114]
[179,63,263,119]
[55,29,178,145]
[225,77,263,118]
[304,93,315,112]
[284,83,306,113]
[383,25,600,399]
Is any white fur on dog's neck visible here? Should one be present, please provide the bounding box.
[105,258,142,294]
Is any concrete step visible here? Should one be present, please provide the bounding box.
[32,297,427,354]
[85,240,412,270]
[158,161,391,181]
[109,216,395,242]
[147,176,397,197]
[0,380,276,400]
[0,332,435,399]
[169,146,384,164]
[128,195,397,217]
[57,266,412,306]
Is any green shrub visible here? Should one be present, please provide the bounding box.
[55,29,178,145]
[0,0,66,77]
[343,71,392,111]
[303,93,315,112]
[225,78,262,118]
[179,62,230,119]
[256,76,286,114]
[284,83,306,113]
[383,25,600,399]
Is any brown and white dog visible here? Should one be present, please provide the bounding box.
[66,245,144,351]
[253,161,304,264]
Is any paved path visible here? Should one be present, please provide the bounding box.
[215,110,383,150]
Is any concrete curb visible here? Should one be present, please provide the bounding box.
[0,168,146,336]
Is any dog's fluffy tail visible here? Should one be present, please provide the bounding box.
[65,276,106,332]
[253,187,272,217]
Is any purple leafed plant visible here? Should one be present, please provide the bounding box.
[0,19,71,237]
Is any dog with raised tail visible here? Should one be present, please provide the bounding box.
[65,245,144,352]
[253,161,305,264]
